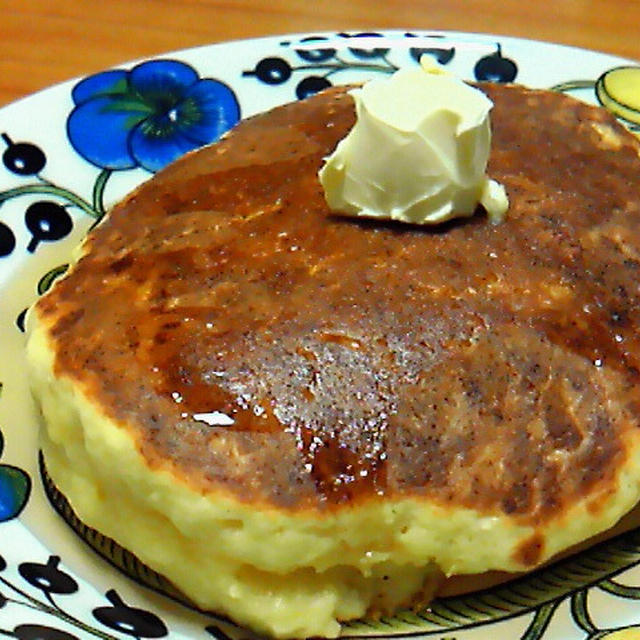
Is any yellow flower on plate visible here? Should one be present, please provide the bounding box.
[596,67,640,125]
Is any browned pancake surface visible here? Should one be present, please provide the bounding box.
[37,84,640,532]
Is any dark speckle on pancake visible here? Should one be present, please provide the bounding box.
[37,83,640,521]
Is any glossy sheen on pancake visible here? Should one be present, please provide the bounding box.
[34,84,640,537]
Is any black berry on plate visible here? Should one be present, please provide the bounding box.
[25,201,73,253]
[2,133,46,176]
[474,47,518,82]
[246,57,292,84]
[296,76,332,100]
[93,589,168,638]
[18,556,78,595]
[339,32,389,59]
[295,36,336,62]
[409,46,455,65]
[0,221,16,257]
[13,624,80,640]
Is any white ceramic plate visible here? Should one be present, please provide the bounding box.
[1,30,640,640]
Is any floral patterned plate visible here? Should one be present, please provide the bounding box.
[1,30,640,640]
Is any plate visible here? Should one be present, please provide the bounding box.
[1,30,640,640]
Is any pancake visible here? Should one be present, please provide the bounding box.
[26,82,640,638]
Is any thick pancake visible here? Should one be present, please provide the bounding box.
[26,83,640,637]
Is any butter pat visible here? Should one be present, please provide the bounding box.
[319,65,508,224]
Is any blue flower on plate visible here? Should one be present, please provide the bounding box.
[67,59,241,173]
[0,429,31,522]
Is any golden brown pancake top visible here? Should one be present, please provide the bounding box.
[37,84,640,534]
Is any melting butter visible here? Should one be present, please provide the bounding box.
[319,62,508,225]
